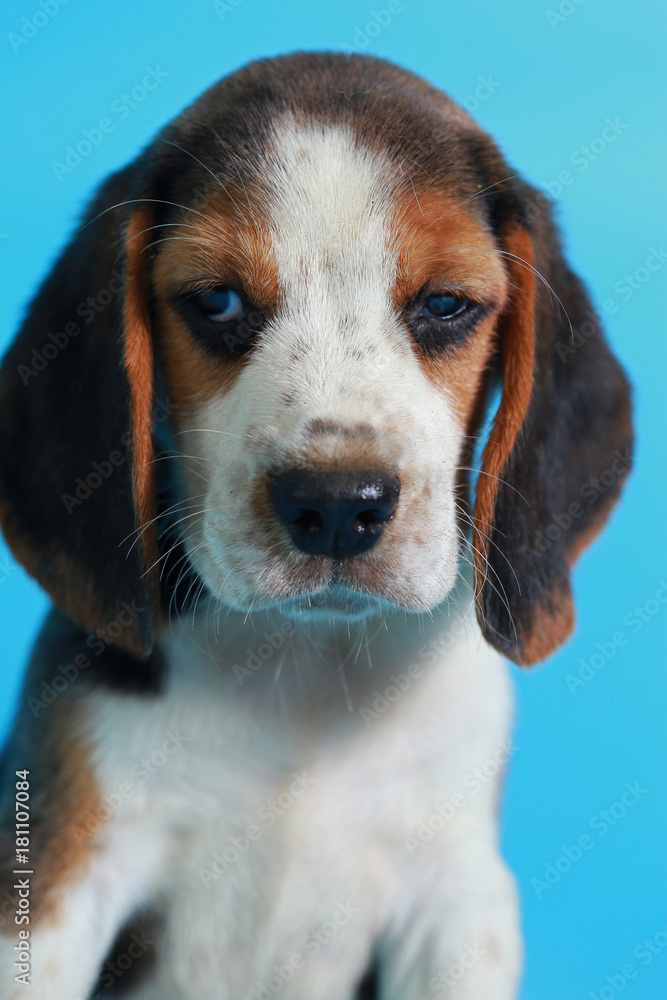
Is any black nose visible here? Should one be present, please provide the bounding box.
[269,468,400,558]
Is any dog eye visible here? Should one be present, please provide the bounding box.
[422,293,469,319]
[407,290,485,357]
[196,286,245,322]
[178,285,265,360]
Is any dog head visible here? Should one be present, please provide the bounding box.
[0,53,632,664]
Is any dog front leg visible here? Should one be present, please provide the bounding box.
[379,838,522,1000]
[0,793,165,1000]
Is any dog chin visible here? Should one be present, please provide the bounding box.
[276,585,397,622]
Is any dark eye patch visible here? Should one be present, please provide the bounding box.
[175,285,265,360]
[406,290,486,356]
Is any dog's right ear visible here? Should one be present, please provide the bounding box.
[0,163,161,658]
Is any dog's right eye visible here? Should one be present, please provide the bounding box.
[177,285,265,359]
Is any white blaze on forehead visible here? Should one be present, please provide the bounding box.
[249,120,417,426]
[265,122,397,314]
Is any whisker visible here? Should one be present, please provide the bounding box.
[81,197,214,230]
[457,466,530,507]
[119,494,210,549]
[173,428,243,441]
[124,220,228,255]
[455,502,520,592]
[161,139,248,220]
[461,527,516,620]
[494,248,574,338]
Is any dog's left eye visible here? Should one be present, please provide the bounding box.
[407,290,483,356]
[197,287,245,322]
[421,293,469,319]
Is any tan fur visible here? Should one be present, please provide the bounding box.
[124,211,160,606]
[0,706,101,929]
[472,230,536,592]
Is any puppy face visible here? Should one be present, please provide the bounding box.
[153,121,507,618]
[0,53,632,662]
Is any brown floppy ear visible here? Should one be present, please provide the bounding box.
[0,164,160,658]
[473,185,633,665]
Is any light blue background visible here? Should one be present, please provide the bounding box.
[1,1,665,996]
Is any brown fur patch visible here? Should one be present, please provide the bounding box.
[391,192,507,311]
[152,190,280,414]
[424,313,498,423]
[155,298,246,412]
[0,703,102,931]
[390,191,508,425]
[472,227,536,594]
[513,585,575,667]
[124,212,159,608]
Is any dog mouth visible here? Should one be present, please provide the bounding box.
[269,552,409,619]
[277,582,391,620]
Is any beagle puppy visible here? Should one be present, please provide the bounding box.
[0,52,632,1000]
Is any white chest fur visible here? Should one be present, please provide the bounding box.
[81,591,517,1000]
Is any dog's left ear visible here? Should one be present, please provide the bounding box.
[0,162,161,658]
[472,177,633,666]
